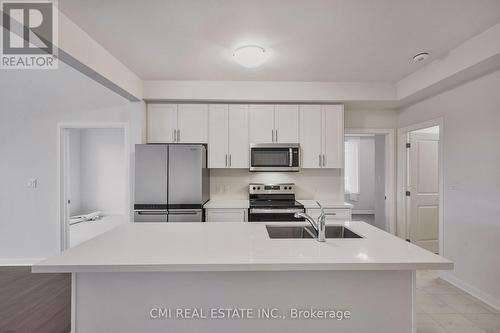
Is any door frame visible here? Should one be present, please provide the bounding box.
[57,122,130,251]
[345,128,396,234]
[397,118,444,255]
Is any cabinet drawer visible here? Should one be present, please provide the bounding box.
[206,209,247,222]
[306,208,352,221]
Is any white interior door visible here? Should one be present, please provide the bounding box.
[249,104,275,143]
[147,104,177,143]
[409,132,439,253]
[299,105,322,168]
[177,104,208,143]
[208,104,228,168]
[228,104,249,168]
[275,105,299,143]
[322,105,344,168]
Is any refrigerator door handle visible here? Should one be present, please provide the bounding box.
[136,210,169,215]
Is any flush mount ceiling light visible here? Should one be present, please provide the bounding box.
[413,52,430,63]
[233,45,268,68]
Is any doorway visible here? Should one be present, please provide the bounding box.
[58,123,130,250]
[407,126,440,253]
[397,119,443,255]
[344,129,395,233]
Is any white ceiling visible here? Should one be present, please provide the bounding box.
[59,0,500,82]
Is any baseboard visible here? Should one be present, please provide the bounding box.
[440,271,500,311]
[0,258,44,266]
[352,210,375,215]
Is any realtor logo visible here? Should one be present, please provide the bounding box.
[1,0,58,69]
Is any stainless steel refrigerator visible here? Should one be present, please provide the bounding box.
[134,144,209,222]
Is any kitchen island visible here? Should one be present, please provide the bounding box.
[33,222,452,333]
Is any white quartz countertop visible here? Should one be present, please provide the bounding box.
[204,199,249,209]
[297,200,353,209]
[33,222,452,273]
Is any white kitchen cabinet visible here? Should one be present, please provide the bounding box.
[147,103,208,143]
[147,104,178,143]
[206,209,247,222]
[177,104,208,143]
[306,208,352,221]
[274,105,299,143]
[249,104,274,143]
[249,104,299,144]
[208,104,228,168]
[208,104,248,168]
[299,105,323,168]
[322,105,344,168]
[299,104,344,169]
[228,105,249,168]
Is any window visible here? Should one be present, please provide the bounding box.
[344,138,360,194]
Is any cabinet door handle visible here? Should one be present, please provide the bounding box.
[173,129,176,142]
[229,154,232,167]
[319,154,322,167]
[177,129,180,142]
[276,129,278,142]
[323,154,326,167]
[225,154,228,167]
[271,129,274,142]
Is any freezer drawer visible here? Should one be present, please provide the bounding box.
[168,209,203,222]
[134,210,168,223]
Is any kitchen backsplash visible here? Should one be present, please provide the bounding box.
[209,169,343,200]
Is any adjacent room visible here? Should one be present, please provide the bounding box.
[1,1,500,333]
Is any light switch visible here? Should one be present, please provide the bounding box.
[26,178,37,189]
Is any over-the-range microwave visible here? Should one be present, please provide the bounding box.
[249,143,300,172]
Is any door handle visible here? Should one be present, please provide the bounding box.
[170,211,199,215]
[225,154,228,167]
[323,154,326,167]
[136,211,168,215]
[319,154,322,167]
[272,129,275,142]
[177,129,180,142]
[173,129,176,142]
[229,154,232,167]
[276,129,278,142]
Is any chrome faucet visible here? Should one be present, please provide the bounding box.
[294,201,326,242]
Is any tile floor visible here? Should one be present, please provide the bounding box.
[416,270,500,333]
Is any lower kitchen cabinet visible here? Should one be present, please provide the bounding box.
[306,208,352,221]
[206,208,248,222]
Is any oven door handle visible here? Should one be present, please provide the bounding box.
[250,208,304,214]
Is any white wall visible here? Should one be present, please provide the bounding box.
[345,109,398,129]
[345,137,375,212]
[398,69,500,309]
[68,130,81,216]
[0,63,145,264]
[70,128,126,215]
[210,169,343,201]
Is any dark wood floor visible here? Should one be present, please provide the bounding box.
[0,267,71,333]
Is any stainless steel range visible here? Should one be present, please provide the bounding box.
[248,183,305,222]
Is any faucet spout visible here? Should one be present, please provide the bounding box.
[294,212,326,242]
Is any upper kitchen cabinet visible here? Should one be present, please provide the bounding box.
[208,104,248,168]
[249,104,274,143]
[177,104,208,143]
[249,104,299,144]
[275,105,299,143]
[147,104,178,143]
[300,104,344,169]
[147,103,208,143]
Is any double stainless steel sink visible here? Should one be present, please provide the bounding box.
[266,225,362,239]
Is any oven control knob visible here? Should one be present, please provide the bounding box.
[252,187,256,190]
[257,187,261,190]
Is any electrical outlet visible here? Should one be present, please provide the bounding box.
[26,178,37,189]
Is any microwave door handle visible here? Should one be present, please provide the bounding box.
[289,148,293,167]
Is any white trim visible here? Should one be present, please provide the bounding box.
[57,122,130,252]
[71,273,77,333]
[345,128,396,235]
[0,258,45,266]
[397,117,444,256]
[352,210,375,215]
[440,271,500,312]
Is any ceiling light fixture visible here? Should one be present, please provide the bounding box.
[233,45,268,68]
[413,52,430,63]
